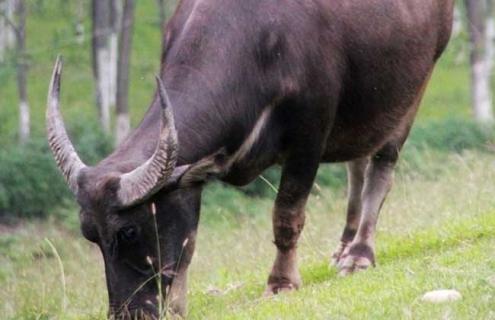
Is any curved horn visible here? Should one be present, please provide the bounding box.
[46,56,87,194]
[117,77,179,207]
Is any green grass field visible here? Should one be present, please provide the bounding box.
[1,1,495,319]
[1,150,495,319]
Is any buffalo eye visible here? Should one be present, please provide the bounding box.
[119,226,139,243]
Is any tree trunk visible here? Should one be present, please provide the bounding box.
[0,0,16,62]
[0,1,7,62]
[115,0,135,145]
[452,4,463,38]
[15,0,29,143]
[157,0,166,30]
[75,0,85,44]
[486,1,495,73]
[91,0,113,133]
[466,0,494,123]
[109,0,122,108]
[157,0,167,51]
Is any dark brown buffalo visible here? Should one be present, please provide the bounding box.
[46,0,454,318]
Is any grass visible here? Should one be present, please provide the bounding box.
[1,150,494,319]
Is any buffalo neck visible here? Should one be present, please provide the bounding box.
[105,65,271,173]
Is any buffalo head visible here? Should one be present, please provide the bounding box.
[46,57,218,318]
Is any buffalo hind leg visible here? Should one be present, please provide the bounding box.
[336,72,431,275]
[264,153,321,295]
[337,143,399,275]
[332,157,369,265]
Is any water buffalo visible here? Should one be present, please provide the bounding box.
[46,0,454,318]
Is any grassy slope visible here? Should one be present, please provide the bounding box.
[188,151,495,319]
[1,151,494,319]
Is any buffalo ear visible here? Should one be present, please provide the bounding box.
[172,149,229,188]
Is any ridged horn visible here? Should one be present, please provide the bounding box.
[116,76,179,207]
[46,56,87,195]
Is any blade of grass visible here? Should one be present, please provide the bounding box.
[44,238,67,314]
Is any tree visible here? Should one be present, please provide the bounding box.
[74,0,85,45]
[465,0,495,123]
[1,0,30,143]
[115,0,135,145]
[452,4,463,38]
[15,0,29,143]
[109,0,122,108]
[91,0,121,133]
[0,0,16,62]
[157,0,166,31]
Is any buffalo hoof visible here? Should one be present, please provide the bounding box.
[264,275,301,297]
[331,241,351,266]
[337,242,375,276]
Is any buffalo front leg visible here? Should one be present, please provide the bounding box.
[337,144,398,275]
[332,157,369,265]
[265,155,321,295]
[167,232,196,318]
[167,270,188,318]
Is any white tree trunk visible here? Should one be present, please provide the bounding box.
[481,4,495,120]
[466,0,494,123]
[472,60,493,122]
[5,0,15,45]
[0,2,6,62]
[0,17,5,62]
[452,5,463,38]
[115,113,131,145]
[19,99,30,143]
[109,0,122,108]
[97,47,112,133]
[92,0,121,133]
[115,0,134,145]
[486,3,495,72]
[108,32,118,108]
[0,0,16,62]
[14,0,29,143]
[477,1,494,122]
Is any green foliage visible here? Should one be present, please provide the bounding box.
[0,122,112,218]
[2,116,490,218]
[0,139,69,218]
[407,118,494,152]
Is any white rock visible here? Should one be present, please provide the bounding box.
[421,289,462,303]
[487,275,495,288]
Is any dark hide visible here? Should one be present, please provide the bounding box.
[104,0,453,179]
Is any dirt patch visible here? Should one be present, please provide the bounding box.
[0,217,25,235]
